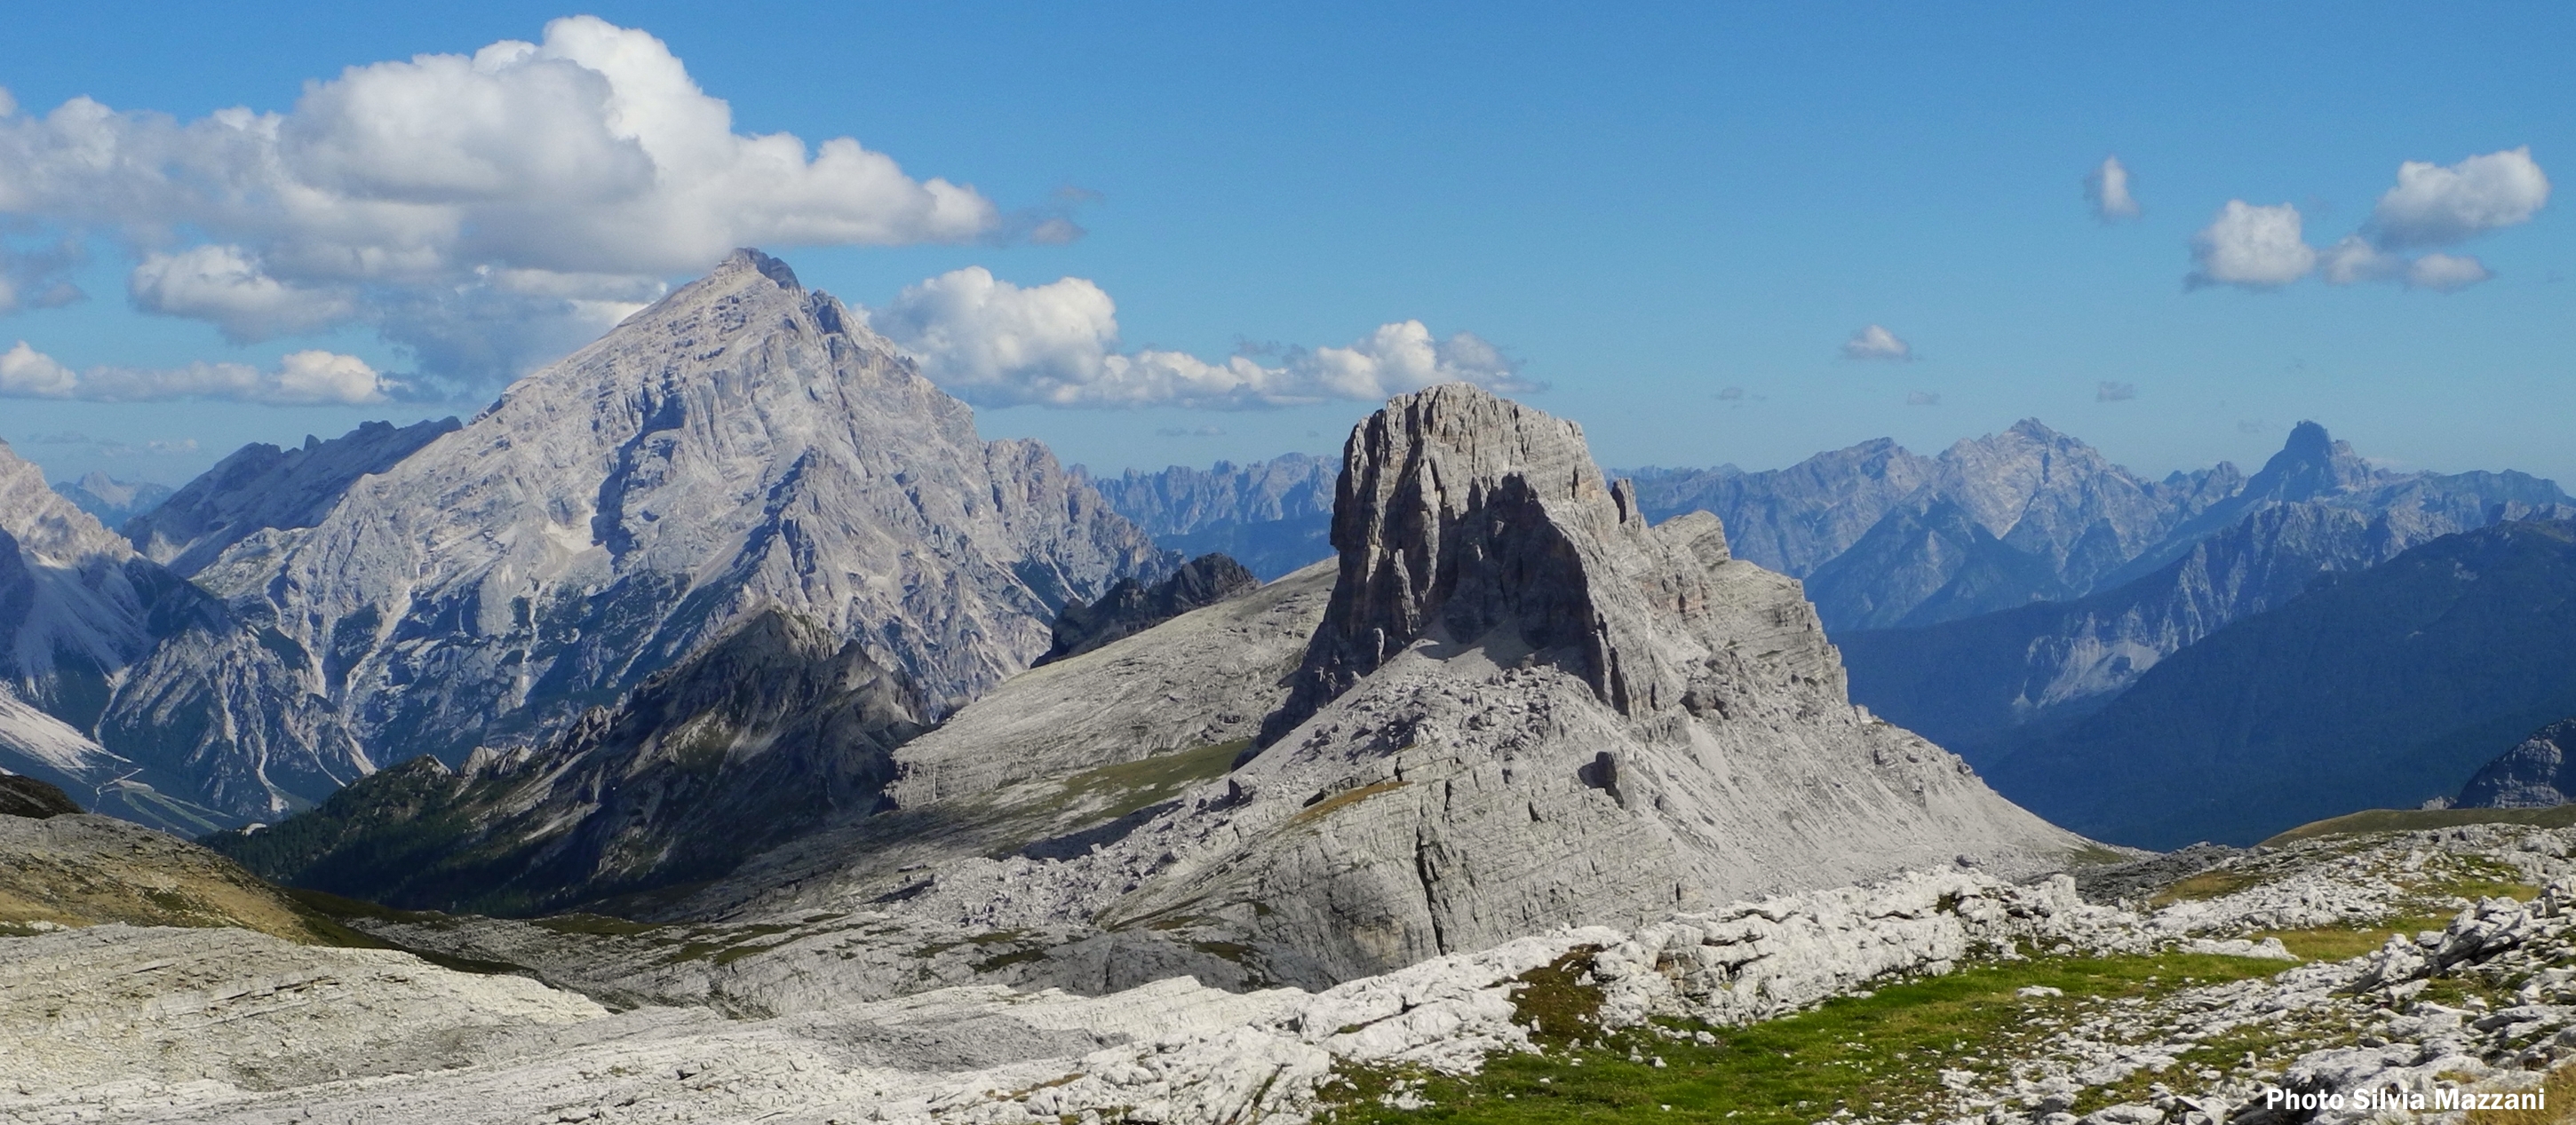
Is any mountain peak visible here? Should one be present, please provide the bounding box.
[720,247,803,291]
[2245,419,2375,502]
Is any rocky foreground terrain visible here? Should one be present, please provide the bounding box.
[9,819,2576,1122]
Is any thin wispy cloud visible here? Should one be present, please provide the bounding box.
[1842,324,1913,361]
[2096,381,2137,402]
[0,341,399,404]
[865,266,1534,409]
[1904,390,1940,407]
[2086,156,2141,222]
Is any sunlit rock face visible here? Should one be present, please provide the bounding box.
[113,250,1166,824]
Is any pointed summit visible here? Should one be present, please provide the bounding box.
[96,250,1170,822]
[721,246,804,291]
[1086,384,2091,978]
[2242,420,2377,503]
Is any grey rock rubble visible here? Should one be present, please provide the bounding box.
[16,826,2576,1123]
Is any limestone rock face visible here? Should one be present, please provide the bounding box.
[1038,552,1260,665]
[765,385,2086,984]
[0,440,156,721]
[126,416,461,578]
[129,250,1165,808]
[2457,718,2576,808]
[0,442,305,832]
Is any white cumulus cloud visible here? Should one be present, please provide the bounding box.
[2214,147,2545,296]
[2370,147,2550,250]
[0,341,398,404]
[2087,156,2141,222]
[867,266,1535,409]
[2188,201,2318,289]
[1841,324,1912,361]
[0,16,1001,385]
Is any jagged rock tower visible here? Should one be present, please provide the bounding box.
[1098,384,2086,978]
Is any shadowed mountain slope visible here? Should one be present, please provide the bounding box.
[207,609,925,917]
[1840,425,2572,751]
[1982,519,2576,849]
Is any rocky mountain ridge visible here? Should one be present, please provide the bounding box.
[24,250,1170,831]
[1038,551,1260,665]
[1982,519,2576,847]
[1086,453,1337,580]
[1631,419,2246,630]
[126,416,461,578]
[1630,419,2565,645]
[51,473,173,530]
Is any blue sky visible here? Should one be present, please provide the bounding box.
[1,2,2569,489]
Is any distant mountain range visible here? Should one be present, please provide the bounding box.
[1085,455,1336,580]
[1837,423,2572,750]
[52,474,174,530]
[1,250,1168,829]
[1629,420,2246,631]
[1979,519,2576,847]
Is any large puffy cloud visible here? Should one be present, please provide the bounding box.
[0,341,399,404]
[0,17,998,385]
[2370,147,2550,250]
[2188,201,2317,289]
[868,266,1535,408]
[2195,147,2547,294]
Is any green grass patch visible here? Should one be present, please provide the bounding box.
[1046,739,1250,820]
[1289,780,1411,828]
[531,913,666,938]
[2147,868,2263,906]
[2258,804,2576,847]
[1320,952,2295,1124]
[2466,1059,2576,1125]
[973,948,1048,972]
[2255,917,2453,962]
[2061,844,2135,868]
